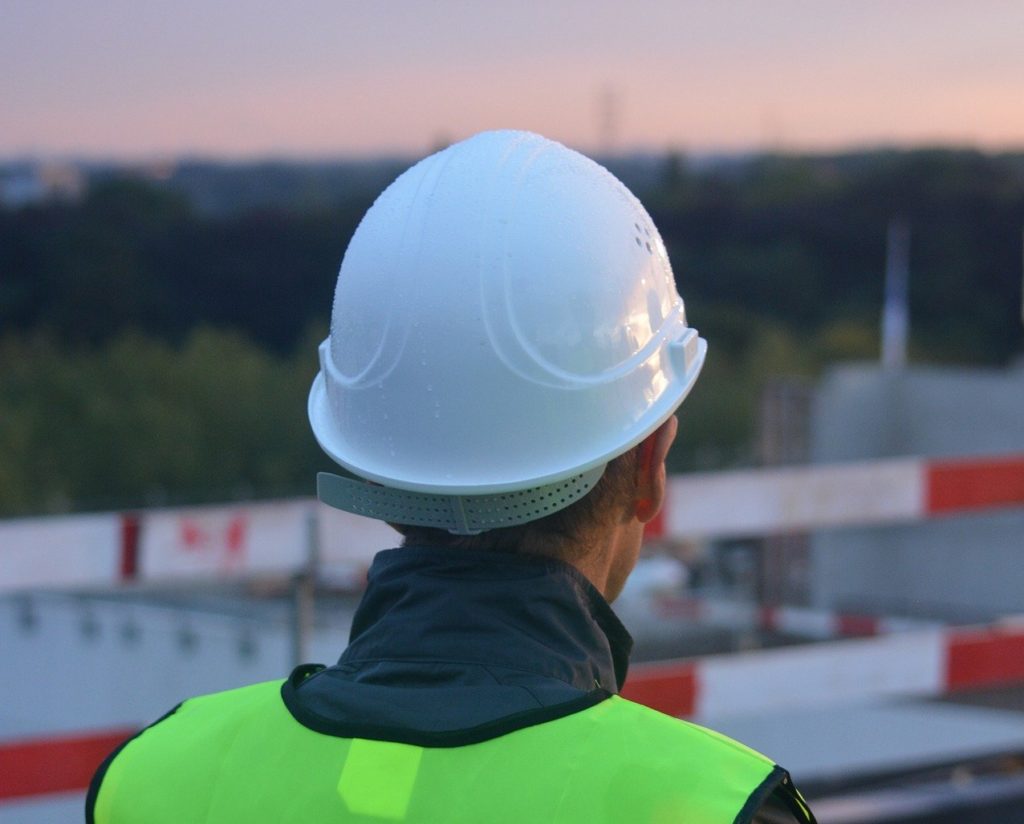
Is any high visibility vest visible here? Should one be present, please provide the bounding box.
[93,679,810,823]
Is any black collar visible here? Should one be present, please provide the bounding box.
[283,546,633,745]
[342,547,633,692]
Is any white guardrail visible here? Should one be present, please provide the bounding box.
[3,452,1023,594]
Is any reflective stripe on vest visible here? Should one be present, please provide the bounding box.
[95,679,785,824]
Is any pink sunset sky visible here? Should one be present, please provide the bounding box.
[4,0,1023,159]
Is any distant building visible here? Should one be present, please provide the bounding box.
[0,161,86,206]
[809,361,1024,621]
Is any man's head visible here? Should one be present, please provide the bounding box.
[309,131,704,593]
[387,414,677,600]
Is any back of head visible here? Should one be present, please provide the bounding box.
[309,130,705,547]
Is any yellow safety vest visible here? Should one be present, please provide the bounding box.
[93,679,811,823]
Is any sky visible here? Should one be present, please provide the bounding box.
[3,0,1024,159]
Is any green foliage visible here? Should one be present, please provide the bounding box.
[669,315,818,473]
[650,149,1024,365]
[0,179,357,351]
[1,149,1022,515]
[0,327,332,516]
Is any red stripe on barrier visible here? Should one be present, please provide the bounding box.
[621,662,698,717]
[120,514,139,581]
[0,728,134,802]
[946,628,1024,692]
[836,614,880,637]
[927,455,1024,515]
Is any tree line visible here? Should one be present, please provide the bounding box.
[1,149,1022,516]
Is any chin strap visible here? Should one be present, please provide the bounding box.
[317,465,607,535]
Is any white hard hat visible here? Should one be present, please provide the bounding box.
[309,130,706,533]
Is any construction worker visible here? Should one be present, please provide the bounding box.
[87,130,815,823]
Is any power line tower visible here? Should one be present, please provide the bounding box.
[597,86,620,156]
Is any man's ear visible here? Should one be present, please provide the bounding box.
[634,416,678,523]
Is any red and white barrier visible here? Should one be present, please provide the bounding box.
[138,500,311,581]
[0,502,398,594]
[2,453,1023,593]
[2,452,1021,817]
[622,622,1024,720]
[649,595,941,639]
[647,452,1024,540]
[0,513,125,592]
[138,500,400,581]
[0,727,135,804]
[6,621,1024,809]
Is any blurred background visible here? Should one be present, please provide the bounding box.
[2,2,1024,822]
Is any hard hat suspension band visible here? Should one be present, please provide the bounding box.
[317,465,607,535]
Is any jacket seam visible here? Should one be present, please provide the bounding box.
[281,674,613,748]
[336,654,599,686]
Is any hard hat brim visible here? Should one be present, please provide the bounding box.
[308,335,706,496]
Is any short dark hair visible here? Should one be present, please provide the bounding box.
[390,446,640,563]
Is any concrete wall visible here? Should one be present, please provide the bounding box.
[809,362,1024,620]
[0,591,354,823]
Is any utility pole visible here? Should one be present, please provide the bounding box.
[881,218,911,371]
[290,508,320,667]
